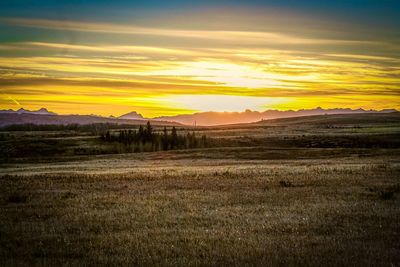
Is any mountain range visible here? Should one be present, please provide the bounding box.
[0,107,398,127]
[0,108,56,115]
[0,109,176,127]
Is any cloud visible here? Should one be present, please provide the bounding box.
[23,42,196,56]
[1,17,382,46]
[325,53,400,62]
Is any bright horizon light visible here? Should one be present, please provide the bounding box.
[160,94,288,113]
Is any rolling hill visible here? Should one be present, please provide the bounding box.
[253,112,400,126]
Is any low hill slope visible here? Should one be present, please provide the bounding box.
[254,112,400,126]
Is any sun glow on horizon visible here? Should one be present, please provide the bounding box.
[148,60,289,89]
[160,94,289,113]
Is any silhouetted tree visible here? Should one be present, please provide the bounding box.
[201,134,207,147]
[162,126,169,150]
[145,121,153,142]
[171,126,178,149]
[138,125,144,142]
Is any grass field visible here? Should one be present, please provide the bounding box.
[1,114,399,266]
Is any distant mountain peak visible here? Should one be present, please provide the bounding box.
[118,111,144,120]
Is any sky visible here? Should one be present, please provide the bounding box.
[0,0,399,117]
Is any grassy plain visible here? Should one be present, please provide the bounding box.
[0,113,399,266]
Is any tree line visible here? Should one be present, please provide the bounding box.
[100,121,208,152]
[0,123,136,134]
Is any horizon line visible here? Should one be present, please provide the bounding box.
[1,106,398,118]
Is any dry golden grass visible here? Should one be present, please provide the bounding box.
[1,151,399,266]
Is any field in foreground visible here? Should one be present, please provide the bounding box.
[1,149,400,266]
[1,114,400,266]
